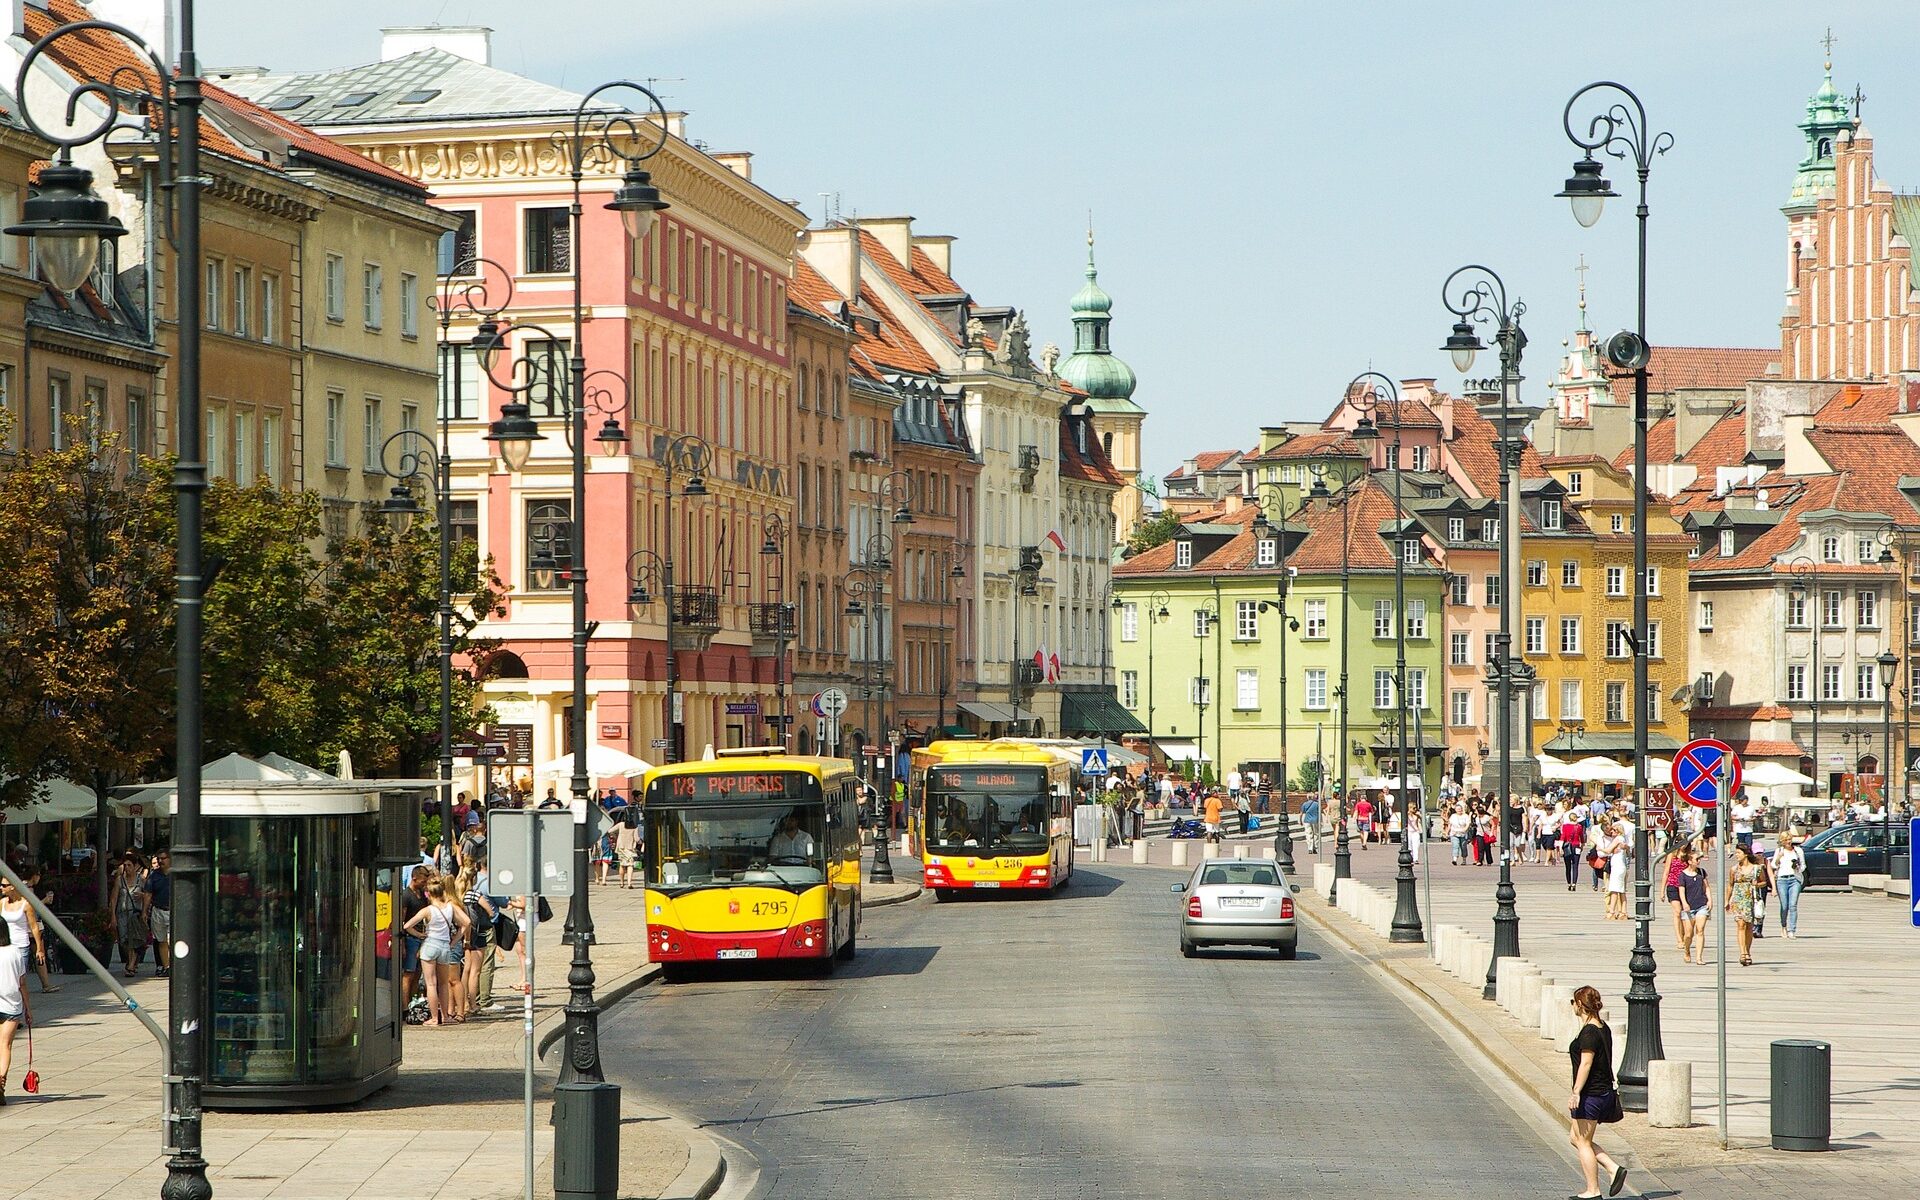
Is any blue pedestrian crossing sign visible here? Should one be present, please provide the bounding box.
[1081,747,1109,775]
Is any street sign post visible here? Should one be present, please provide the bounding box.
[1673,737,1742,810]
[1081,747,1109,776]
[1644,785,1675,832]
[1911,816,1920,929]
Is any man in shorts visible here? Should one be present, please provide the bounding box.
[143,849,172,977]
[399,865,431,1006]
[1202,791,1224,844]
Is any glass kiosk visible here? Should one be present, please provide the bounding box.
[122,763,426,1109]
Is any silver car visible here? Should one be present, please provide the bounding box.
[1173,859,1297,959]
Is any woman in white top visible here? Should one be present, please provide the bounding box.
[1602,822,1630,920]
[402,878,470,1027]
[1772,832,1808,937]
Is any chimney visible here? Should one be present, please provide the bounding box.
[861,216,915,268]
[381,25,493,65]
[798,227,861,306]
[1222,493,1244,514]
[711,152,752,181]
[913,234,955,276]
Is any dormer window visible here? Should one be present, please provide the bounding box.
[1821,534,1841,563]
[1541,499,1562,531]
[1412,446,1431,471]
[1175,539,1192,569]
[1719,528,1735,557]
[1567,471,1584,496]
[1256,538,1277,567]
[1448,517,1465,543]
[1482,518,1499,542]
[1402,538,1420,566]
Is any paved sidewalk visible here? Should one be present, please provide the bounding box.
[0,884,685,1200]
[1305,844,1920,1195]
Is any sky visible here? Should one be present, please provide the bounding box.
[195,0,1920,484]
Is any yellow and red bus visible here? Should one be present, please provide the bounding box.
[918,742,1074,898]
[640,752,861,977]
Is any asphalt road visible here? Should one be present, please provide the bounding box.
[603,864,1579,1199]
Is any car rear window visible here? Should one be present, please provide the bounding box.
[1201,864,1279,886]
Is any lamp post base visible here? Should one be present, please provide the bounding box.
[1331,823,1351,903]
[1483,871,1520,1000]
[1390,835,1423,942]
[1275,803,1295,874]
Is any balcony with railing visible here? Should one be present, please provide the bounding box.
[669,586,721,651]
[749,601,798,657]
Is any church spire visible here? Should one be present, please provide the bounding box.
[1786,27,1854,213]
[1057,219,1139,412]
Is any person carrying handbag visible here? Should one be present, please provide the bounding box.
[0,917,28,1104]
[1565,985,1628,1198]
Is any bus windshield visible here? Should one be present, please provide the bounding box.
[925,766,1051,856]
[643,771,828,893]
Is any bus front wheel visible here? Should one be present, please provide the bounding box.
[836,911,858,961]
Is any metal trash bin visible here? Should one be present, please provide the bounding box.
[553,1081,622,1198]
[1770,1039,1831,1151]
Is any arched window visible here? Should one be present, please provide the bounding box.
[797,363,810,411]
[832,375,843,417]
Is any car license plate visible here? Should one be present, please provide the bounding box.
[716,948,758,960]
[1219,897,1261,908]
[974,881,1001,888]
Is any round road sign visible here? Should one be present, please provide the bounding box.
[1673,737,1742,809]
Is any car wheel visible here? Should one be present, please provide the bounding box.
[659,963,690,984]
[1180,938,1197,958]
[930,887,949,903]
[1275,941,1297,961]
[836,911,858,961]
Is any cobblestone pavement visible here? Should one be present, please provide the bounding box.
[601,859,1579,1200]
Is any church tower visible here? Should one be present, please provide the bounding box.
[1055,228,1147,542]
[1782,36,1857,360]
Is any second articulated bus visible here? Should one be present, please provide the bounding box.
[917,743,1074,898]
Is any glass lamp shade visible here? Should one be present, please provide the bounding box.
[471,320,506,375]
[532,551,559,591]
[893,505,914,525]
[485,402,543,471]
[845,599,864,617]
[6,161,127,295]
[1878,650,1899,689]
[1557,156,1615,229]
[682,474,708,497]
[1350,416,1379,441]
[609,167,669,243]
[1443,320,1483,374]
[380,486,422,533]
[627,584,653,607]
[596,416,628,457]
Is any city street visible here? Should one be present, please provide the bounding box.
[602,863,1577,1199]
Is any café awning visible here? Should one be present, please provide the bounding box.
[1058,691,1148,737]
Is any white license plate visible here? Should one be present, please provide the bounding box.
[974,881,1001,889]
[1219,897,1261,908]
[716,948,758,960]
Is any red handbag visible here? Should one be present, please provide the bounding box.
[21,1012,38,1094]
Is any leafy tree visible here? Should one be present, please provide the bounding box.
[1123,509,1182,559]
[0,431,174,813]
[1295,760,1324,794]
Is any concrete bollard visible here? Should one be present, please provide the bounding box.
[1261,846,1277,859]
[1465,942,1494,991]
[1171,841,1190,868]
[1648,1059,1693,1128]
[1495,959,1537,1014]
[902,832,912,856]
[1233,843,1248,859]
[1516,973,1548,1029]
[1541,985,1576,1042]
[1132,839,1149,865]
[1505,967,1541,1018]
[1314,861,1335,899]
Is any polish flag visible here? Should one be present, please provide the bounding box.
[1044,529,1067,552]
[1047,650,1062,682]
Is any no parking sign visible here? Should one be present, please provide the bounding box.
[1673,738,1741,809]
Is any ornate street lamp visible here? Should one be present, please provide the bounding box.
[1253,490,1302,873]
[1880,649,1899,859]
[1560,78,1673,1111]
[843,545,895,882]
[1441,265,1531,1000]
[9,11,213,1197]
[1308,453,1362,901]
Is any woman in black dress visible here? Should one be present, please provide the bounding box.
[1566,985,1628,1199]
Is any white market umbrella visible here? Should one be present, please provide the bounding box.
[535,743,653,780]
[1,777,100,824]
[1646,758,1673,785]
[1742,761,1815,788]
[1537,754,1579,782]
[1569,756,1633,784]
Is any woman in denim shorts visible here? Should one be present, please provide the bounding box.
[403,879,470,1026]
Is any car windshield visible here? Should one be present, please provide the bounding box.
[1197,863,1281,888]
[642,801,826,893]
[925,766,1050,855]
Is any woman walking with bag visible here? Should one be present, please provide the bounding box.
[1565,985,1628,1199]
[2,875,58,994]
[1728,843,1767,967]
[1678,849,1711,964]
[111,853,149,979]
[0,924,29,1105]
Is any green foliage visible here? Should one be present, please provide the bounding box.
[1123,509,1183,559]
[0,425,505,799]
[1295,760,1324,793]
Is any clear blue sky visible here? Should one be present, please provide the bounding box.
[201,0,1920,483]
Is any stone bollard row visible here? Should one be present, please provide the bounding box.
[1232,843,1248,859]
[1515,971,1548,1030]
[1314,861,1335,899]
[1261,846,1277,860]
[1171,841,1190,868]
[1132,840,1149,865]
[1540,985,1576,1043]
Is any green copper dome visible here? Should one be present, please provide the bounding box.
[1786,62,1854,212]
[1057,231,1140,411]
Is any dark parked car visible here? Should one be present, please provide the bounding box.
[1794,821,1910,887]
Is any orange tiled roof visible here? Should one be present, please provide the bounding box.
[1722,739,1809,758]
[1168,449,1244,479]
[26,0,256,164]
[1809,425,1920,527]
[857,229,964,346]
[789,257,941,379]
[204,82,426,193]
[1693,704,1794,721]
[1448,401,1545,499]
[1605,346,1778,404]
[1060,420,1123,487]
[1251,430,1372,461]
[1114,505,1261,576]
[1686,474,1839,572]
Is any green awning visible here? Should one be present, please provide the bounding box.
[1059,690,1148,737]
